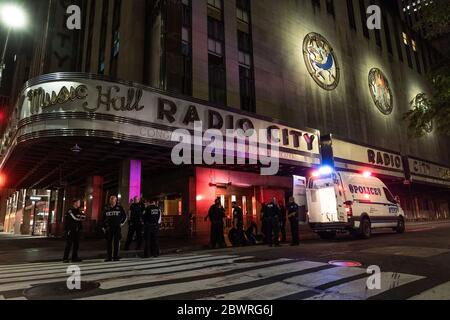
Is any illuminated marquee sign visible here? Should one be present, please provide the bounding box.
[322,136,405,178]
[408,157,450,187]
[368,68,393,115]
[303,32,340,91]
[17,75,321,166]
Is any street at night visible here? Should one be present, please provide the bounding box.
[0,221,449,300]
[0,0,450,312]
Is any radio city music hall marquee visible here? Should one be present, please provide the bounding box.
[20,76,321,165]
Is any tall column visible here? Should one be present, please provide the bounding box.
[85,176,104,222]
[119,159,142,207]
[0,189,8,226]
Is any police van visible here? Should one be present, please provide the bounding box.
[306,167,406,240]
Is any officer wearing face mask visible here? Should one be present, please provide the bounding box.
[101,195,127,262]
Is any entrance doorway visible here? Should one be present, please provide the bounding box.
[216,186,256,240]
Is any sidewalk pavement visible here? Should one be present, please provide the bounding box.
[0,220,449,265]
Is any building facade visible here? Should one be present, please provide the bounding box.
[0,0,449,240]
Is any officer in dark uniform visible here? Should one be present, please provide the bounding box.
[63,198,86,263]
[265,197,280,247]
[101,195,127,262]
[143,199,162,258]
[205,198,226,249]
[124,196,145,251]
[287,197,300,246]
[232,201,245,246]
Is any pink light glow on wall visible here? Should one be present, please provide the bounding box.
[129,160,142,201]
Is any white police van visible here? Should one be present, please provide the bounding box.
[306,167,406,240]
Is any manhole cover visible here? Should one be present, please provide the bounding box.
[328,260,362,267]
[23,281,100,300]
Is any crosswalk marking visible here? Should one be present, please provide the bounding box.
[81,260,326,300]
[306,272,425,300]
[0,255,237,281]
[0,256,251,292]
[0,254,214,275]
[409,281,450,300]
[206,267,367,300]
[99,258,292,290]
[0,253,431,301]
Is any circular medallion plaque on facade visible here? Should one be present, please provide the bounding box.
[412,93,433,133]
[368,68,393,115]
[303,32,340,90]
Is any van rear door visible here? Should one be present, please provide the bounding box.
[307,177,340,224]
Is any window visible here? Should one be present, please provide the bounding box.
[347,0,356,30]
[209,54,227,105]
[403,32,413,68]
[182,0,193,95]
[98,0,109,74]
[411,39,417,52]
[236,0,255,113]
[110,0,121,77]
[237,0,250,23]
[85,0,96,72]
[208,0,222,11]
[402,32,408,45]
[208,17,224,57]
[240,66,255,112]
[325,0,335,17]
[207,6,226,105]
[383,188,397,204]
[358,0,369,38]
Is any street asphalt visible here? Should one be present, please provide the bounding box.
[0,221,449,300]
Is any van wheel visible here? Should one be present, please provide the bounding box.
[359,218,372,239]
[395,217,405,234]
[318,232,336,240]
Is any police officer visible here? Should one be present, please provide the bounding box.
[143,199,162,258]
[287,197,300,246]
[101,195,127,262]
[279,201,287,242]
[265,197,280,247]
[124,196,145,251]
[63,198,86,263]
[205,198,226,249]
[232,201,245,246]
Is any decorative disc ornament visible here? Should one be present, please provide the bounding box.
[303,32,340,90]
[368,68,393,115]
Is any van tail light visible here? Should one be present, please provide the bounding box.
[345,203,353,218]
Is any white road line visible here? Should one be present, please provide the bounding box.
[306,272,425,300]
[0,255,238,283]
[409,281,450,300]
[0,254,214,274]
[206,266,367,300]
[0,256,250,292]
[80,260,326,300]
[99,258,292,290]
